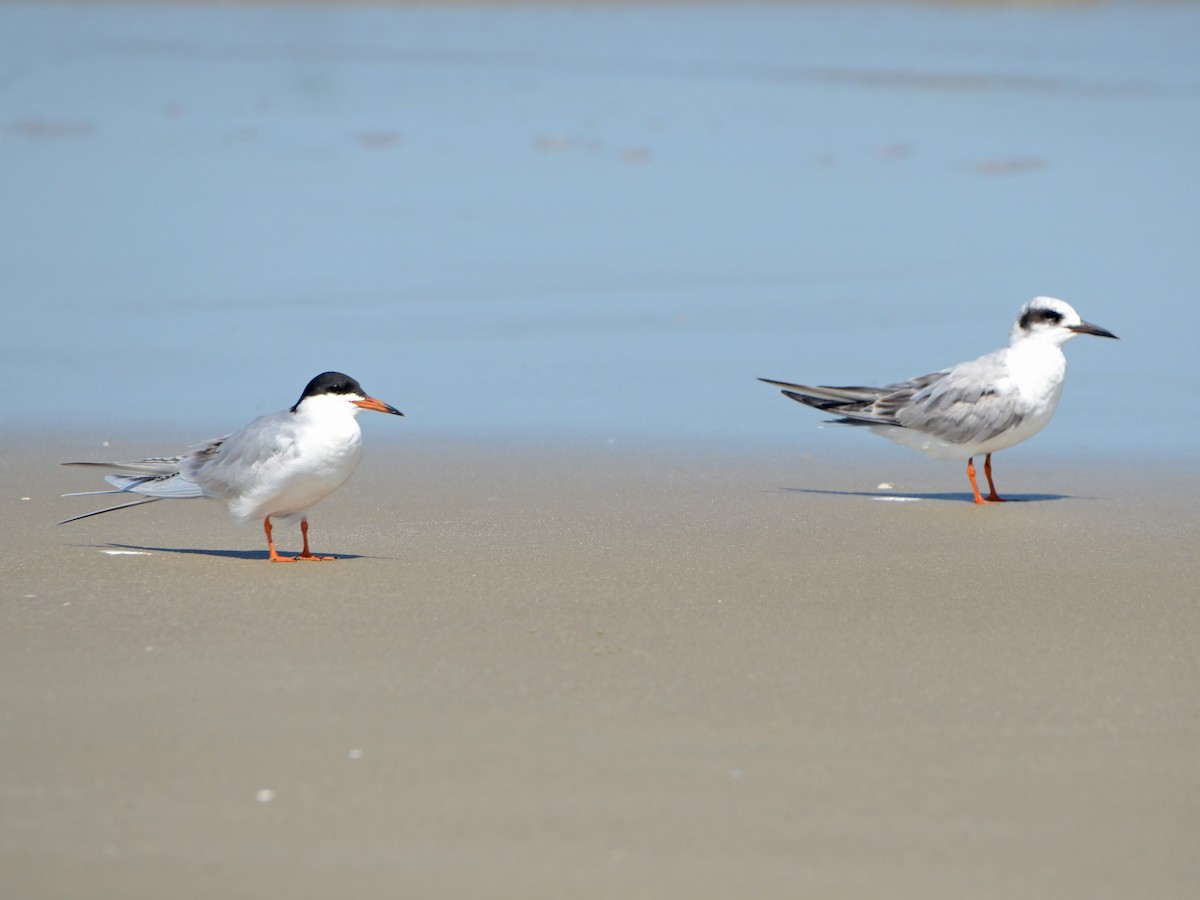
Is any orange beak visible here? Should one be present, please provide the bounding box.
[353,396,404,416]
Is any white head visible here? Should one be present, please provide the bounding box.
[290,371,404,418]
[1010,296,1118,347]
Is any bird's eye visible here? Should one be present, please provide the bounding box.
[1043,310,1063,323]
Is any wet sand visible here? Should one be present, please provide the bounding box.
[2,433,1197,897]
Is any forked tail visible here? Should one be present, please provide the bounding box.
[59,458,204,525]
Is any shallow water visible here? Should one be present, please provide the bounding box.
[2,2,1197,459]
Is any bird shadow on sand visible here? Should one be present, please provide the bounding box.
[75,542,368,561]
[779,488,1073,503]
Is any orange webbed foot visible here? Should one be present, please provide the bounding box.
[982,454,1007,502]
[967,457,1005,505]
[264,517,299,561]
[295,519,336,560]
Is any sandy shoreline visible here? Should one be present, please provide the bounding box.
[3,434,1198,897]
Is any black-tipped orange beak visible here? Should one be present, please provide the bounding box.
[353,397,404,416]
[1067,321,1118,339]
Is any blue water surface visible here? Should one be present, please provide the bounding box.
[2,2,1197,459]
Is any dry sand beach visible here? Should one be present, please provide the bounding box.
[3,434,1198,898]
[3,0,1199,895]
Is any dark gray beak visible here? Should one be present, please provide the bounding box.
[1068,321,1119,339]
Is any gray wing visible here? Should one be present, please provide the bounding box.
[180,413,297,501]
[761,350,1021,445]
[758,378,892,405]
[759,373,946,426]
[892,355,1023,444]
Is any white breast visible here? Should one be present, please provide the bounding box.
[973,341,1067,455]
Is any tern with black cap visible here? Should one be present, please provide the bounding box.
[60,372,404,560]
[760,297,1118,504]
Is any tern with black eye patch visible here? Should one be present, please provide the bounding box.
[760,297,1118,504]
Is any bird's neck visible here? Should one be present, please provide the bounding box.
[1008,337,1068,400]
[294,404,362,439]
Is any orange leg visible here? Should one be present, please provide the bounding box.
[983,452,1007,502]
[264,516,296,562]
[966,457,991,505]
[296,517,336,561]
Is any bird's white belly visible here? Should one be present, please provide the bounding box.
[264,465,354,518]
[227,431,362,525]
[968,399,1058,455]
